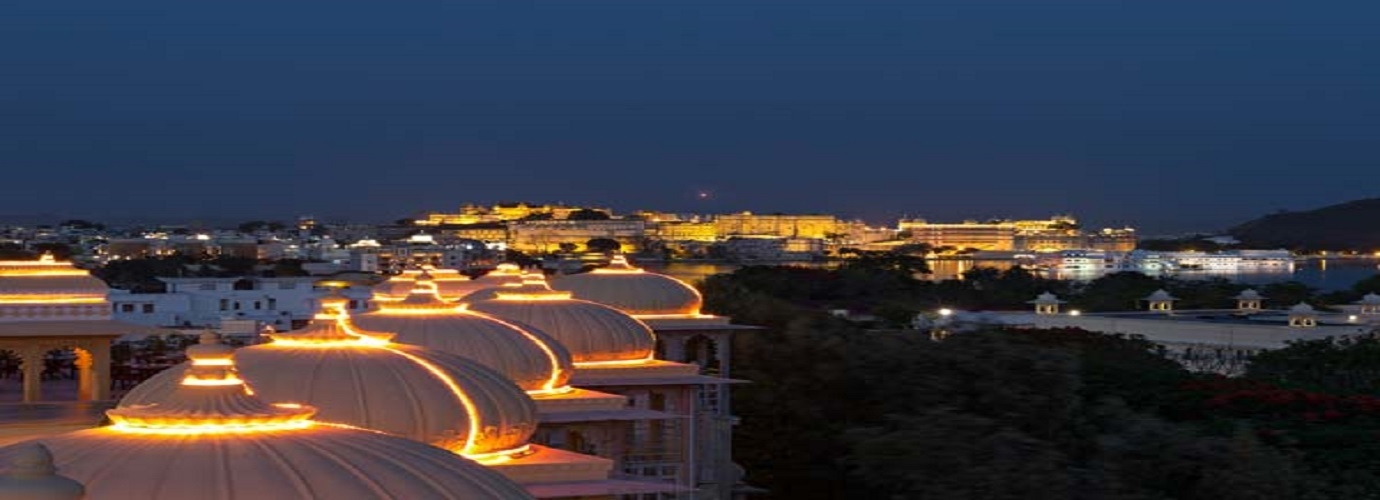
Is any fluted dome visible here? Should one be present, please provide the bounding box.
[121,297,538,457]
[0,254,109,298]
[473,263,525,287]
[374,266,480,301]
[4,333,532,500]
[355,276,574,393]
[550,255,703,316]
[467,273,656,365]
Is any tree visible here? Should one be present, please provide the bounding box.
[566,209,611,220]
[30,243,73,260]
[586,238,620,253]
[59,219,105,231]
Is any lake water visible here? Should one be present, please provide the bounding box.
[643,257,1380,292]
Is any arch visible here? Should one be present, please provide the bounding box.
[683,334,720,375]
[0,339,111,403]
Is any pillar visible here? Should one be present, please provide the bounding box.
[19,348,43,403]
[90,340,112,401]
[74,349,94,401]
[712,333,731,379]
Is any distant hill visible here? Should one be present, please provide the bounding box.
[1228,198,1380,250]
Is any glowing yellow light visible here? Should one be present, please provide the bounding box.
[270,337,391,348]
[369,307,465,316]
[493,291,573,301]
[0,295,105,304]
[191,358,233,366]
[182,376,246,386]
[525,386,575,396]
[574,356,656,368]
[108,420,313,435]
[633,313,717,319]
[466,444,535,465]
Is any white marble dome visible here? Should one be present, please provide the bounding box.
[121,298,538,457]
[467,274,656,365]
[550,255,703,316]
[2,333,532,500]
[355,275,574,393]
[373,267,480,301]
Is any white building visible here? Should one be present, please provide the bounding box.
[108,277,372,331]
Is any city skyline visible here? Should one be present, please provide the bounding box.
[6,1,1379,233]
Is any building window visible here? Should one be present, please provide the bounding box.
[142,304,154,314]
[268,298,277,310]
[120,304,134,313]
[254,301,262,310]
[219,299,229,311]
[348,300,359,310]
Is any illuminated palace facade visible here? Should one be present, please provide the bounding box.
[899,215,1137,252]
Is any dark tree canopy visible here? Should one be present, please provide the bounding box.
[565,208,611,220]
[586,237,620,253]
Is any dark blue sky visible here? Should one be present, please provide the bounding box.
[3,1,1377,234]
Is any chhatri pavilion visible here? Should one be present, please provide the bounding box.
[0,254,159,404]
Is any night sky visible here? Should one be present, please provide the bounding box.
[3,1,1378,234]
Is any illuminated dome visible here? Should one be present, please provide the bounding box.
[550,255,703,315]
[459,264,528,302]
[468,273,656,365]
[1,333,532,500]
[0,253,109,305]
[474,263,525,286]
[355,273,574,393]
[374,266,479,301]
[121,296,539,458]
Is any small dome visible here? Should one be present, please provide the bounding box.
[468,274,656,365]
[121,302,538,457]
[374,266,480,301]
[550,255,703,315]
[472,263,526,287]
[1234,289,1265,300]
[6,334,531,500]
[356,277,574,393]
[1358,293,1380,305]
[1027,292,1065,304]
[1144,289,1178,301]
[460,265,532,303]
[0,254,109,300]
[0,443,84,500]
[1289,303,1316,313]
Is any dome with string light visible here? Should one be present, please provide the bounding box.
[550,255,703,316]
[467,271,656,365]
[354,272,574,394]
[459,264,530,302]
[0,332,533,500]
[120,295,539,459]
[373,266,479,302]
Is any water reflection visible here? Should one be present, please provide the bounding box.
[642,257,1380,291]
